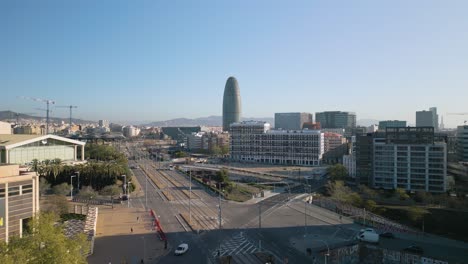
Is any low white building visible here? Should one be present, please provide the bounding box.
[230,121,324,166]
[342,154,356,178]
[123,126,140,137]
[0,134,85,165]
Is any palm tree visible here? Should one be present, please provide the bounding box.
[31,159,39,174]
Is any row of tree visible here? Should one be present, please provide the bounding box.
[32,144,131,192]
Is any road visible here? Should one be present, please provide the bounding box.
[123,142,468,263]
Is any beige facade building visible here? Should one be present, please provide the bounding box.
[0,121,12,135]
[0,164,40,242]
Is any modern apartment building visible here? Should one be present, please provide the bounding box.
[0,164,40,242]
[230,121,324,166]
[315,111,356,129]
[379,120,407,130]
[373,127,446,192]
[458,125,468,162]
[274,112,313,130]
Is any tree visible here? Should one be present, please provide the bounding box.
[100,184,121,199]
[52,183,71,196]
[210,146,222,156]
[407,206,429,223]
[175,151,188,158]
[42,195,69,216]
[358,185,377,199]
[395,188,410,201]
[39,178,51,196]
[216,169,229,184]
[327,164,348,181]
[220,145,229,155]
[364,199,377,212]
[77,186,98,200]
[0,212,88,264]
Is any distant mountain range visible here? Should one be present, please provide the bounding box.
[0,110,95,124]
[144,116,274,127]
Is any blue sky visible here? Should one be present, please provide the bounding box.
[1,1,468,127]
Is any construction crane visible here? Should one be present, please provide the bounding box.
[18,96,55,134]
[55,105,78,129]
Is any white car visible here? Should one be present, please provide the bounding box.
[360,228,376,234]
[174,243,189,256]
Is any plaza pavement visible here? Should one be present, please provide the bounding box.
[87,206,168,264]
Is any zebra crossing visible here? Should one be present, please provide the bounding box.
[212,232,259,257]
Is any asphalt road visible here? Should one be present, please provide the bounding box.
[123,143,468,264]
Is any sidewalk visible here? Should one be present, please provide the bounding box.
[88,206,167,264]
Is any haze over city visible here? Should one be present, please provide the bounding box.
[2,1,468,127]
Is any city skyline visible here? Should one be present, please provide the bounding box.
[2,1,468,127]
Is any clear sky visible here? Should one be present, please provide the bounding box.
[1,1,468,127]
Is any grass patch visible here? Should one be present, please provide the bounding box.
[247,182,273,190]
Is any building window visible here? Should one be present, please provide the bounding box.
[22,184,33,194]
[8,186,20,196]
[0,188,5,198]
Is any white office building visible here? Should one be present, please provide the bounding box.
[230,121,324,166]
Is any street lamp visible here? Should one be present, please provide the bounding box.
[127,181,131,208]
[312,238,330,264]
[189,169,192,225]
[75,171,80,190]
[122,174,127,196]
[70,175,76,200]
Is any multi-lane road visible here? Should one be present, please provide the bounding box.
[122,143,468,264]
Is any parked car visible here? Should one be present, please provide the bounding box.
[174,243,189,256]
[404,245,423,254]
[379,232,395,238]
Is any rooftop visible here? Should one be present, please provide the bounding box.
[0,134,85,149]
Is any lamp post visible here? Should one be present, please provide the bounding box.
[70,175,76,200]
[75,171,80,190]
[189,169,192,225]
[127,181,131,208]
[122,174,127,196]
[313,238,330,264]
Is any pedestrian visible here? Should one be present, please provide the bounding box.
[131,227,133,233]
[137,216,139,222]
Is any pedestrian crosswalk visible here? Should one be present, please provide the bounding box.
[212,232,259,257]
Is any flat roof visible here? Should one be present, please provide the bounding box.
[0,134,85,150]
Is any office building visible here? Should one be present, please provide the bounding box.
[373,127,446,192]
[230,121,324,166]
[0,134,85,165]
[222,77,242,131]
[379,120,407,130]
[0,164,40,242]
[187,132,203,150]
[315,111,356,129]
[274,112,313,130]
[416,108,438,130]
[458,125,468,162]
